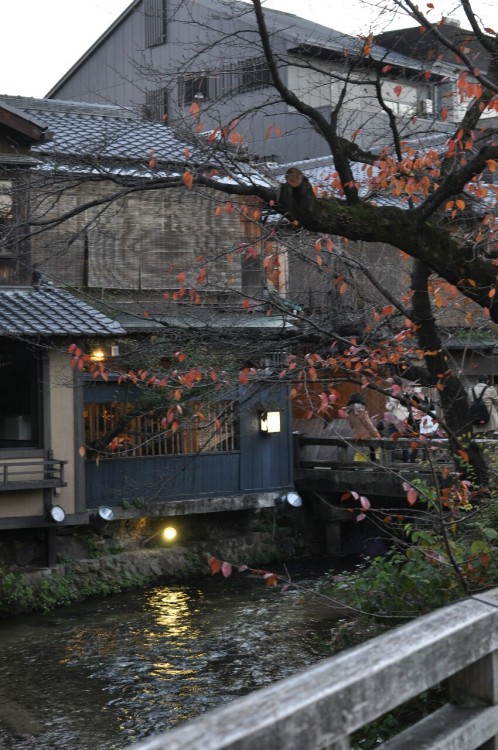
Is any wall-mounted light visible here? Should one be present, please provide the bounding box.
[47,505,66,523]
[280,491,302,507]
[90,347,105,362]
[259,410,281,434]
[91,505,115,530]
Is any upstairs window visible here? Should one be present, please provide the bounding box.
[178,73,209,106]
[144,0,167,47]
[0,179,18,285]
[238,57,272,93]
[144,88,168,121]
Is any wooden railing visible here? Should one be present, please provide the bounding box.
[0,459,66,490]
[124,588,498,750]
[296,434,497,469]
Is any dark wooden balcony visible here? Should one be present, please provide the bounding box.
[0,459,67,491]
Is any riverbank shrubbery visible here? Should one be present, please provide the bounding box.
[325,478,498,647]
[0,566,151,616]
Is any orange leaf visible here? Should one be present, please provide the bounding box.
[264,573,278,587]
[183,171,193,189]
[362,32,373,56]
[209,556,222,575]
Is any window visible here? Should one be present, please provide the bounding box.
[0,180,12,220]
[0,343,40,448]
[144,88,168,121]
[144,0,167,47]
[238,57,272,93]
[178,73,209,106]
[84,399,238,457]
[0,179,17,284]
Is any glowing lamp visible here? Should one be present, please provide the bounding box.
[162,526,177,542]
[259,410,281,434]
[90,348,105,362]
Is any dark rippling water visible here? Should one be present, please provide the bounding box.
[0,560,342,750]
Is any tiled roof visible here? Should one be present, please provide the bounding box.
[375,23,492,70]
[0,287,125,336]
[0,96,204,168]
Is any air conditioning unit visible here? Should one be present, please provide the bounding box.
[419,98,434,115]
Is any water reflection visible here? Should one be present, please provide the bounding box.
[0,566,337,750]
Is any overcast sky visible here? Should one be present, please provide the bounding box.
[2,0,498,98]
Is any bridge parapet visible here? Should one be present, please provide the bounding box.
[124,587,498,750]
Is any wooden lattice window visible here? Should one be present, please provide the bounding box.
[84,400,238,458]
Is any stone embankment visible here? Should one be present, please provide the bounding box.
[1,525,303,616]
[30,529,297,586]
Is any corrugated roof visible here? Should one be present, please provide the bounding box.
[0,287,125,336]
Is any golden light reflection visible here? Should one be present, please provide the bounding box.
[147,589,201,639]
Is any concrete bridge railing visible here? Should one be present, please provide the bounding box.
[125,587,498,750]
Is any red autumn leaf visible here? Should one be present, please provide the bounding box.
[393,85,403,97]
[221,561,232,578]
[208,556,222,575]
[356,513,366,522]
[183,171,193,189]
[406,488,418,506]
[264,573,278,587]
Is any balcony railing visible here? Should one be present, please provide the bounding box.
[0,459,67,491]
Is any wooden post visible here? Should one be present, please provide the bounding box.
[45,527,57,567]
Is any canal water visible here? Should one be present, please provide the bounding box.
[0,560,344,750]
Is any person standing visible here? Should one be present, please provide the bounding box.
[468,374,498,438]
[385,393,410,462]
[346,393,380,461]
